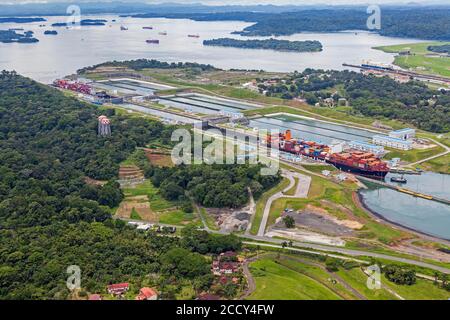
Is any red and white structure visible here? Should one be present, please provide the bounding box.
[98,115,111,136]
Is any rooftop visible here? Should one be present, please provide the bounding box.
[390,128,415,134]
[373,135,413,145]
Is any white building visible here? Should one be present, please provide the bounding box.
[348,141,385,156]
[388,128,415,140]
[373,135,413,150]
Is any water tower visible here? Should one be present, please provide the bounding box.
[98,115,111,136]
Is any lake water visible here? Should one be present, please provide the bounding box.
[0,15,424,83]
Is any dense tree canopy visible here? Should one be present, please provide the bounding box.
[260,69,450,133]
[0,72,243,299]
[78,59,217,73]
[203,38,322,52]
[146,163,281,208]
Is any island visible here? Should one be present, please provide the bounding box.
[51,19,107,27]
[202,38,323,52]
[0,29,39,43]
[0,17,46,24]
[44,30,58,35]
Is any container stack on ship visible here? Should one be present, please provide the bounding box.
[265,130,389,180]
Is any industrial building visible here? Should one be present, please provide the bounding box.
[348,140,385,156]
[388,128,416,140]
[373,135,413,150]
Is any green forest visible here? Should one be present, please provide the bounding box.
[0,72,244,299]
[131,7,450,41]
[203,38,322,52]
[259,69,450,133]
[428,44,450,54]
[78,59,217,73]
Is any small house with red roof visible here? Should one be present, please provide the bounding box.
[107,282,129,296]
[136,287,158,301]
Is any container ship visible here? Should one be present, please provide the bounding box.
[266,130,389,180]
[361,60,394,72]
[146,39,160,44]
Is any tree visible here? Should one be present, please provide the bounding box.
[283,216,295,228]
[383,265,416,285]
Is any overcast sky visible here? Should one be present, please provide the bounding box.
[0,0,448,5]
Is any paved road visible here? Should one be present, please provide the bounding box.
[257,170,311,236]
[241,239,450,274]
[407,138,450,167]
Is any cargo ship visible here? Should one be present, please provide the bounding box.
[266,130,389,180]
[146,39,160,44]
[361,60,394,72]
[143,26,153,30]
[188,34,200,38]
[158,31,167,35]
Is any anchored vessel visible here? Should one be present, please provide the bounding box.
[266,130,389,179]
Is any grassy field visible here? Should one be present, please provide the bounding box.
[122,180,198,226]
[419,153,450,174]
[383,145,445,163]
[283,177,298,196]
[301,164,336,174]
[249,177,291,235]
[335,268,397,300]
[198,207,220,231]
[247,258,342,300]
[374,42,450,77]
[381,274,450,300]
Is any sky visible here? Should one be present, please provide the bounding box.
[0,0,448,5]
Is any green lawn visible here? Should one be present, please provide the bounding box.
[383,145,445,163]
[247,258,342,300]
[382,275,450,300]
[276,256,360,300]
[283,177,298,196]
[336,268,397,300]
[198,207,220,231]
[419,153,450,174]
[374,42,450,77]
[130,208,142,220]
[124,180,174,211]
[301,164,336,174]
[159,210,195,225]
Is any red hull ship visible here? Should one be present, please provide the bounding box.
[266,130,389,180]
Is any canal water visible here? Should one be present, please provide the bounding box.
[249,114,377,145]
[120,103,199,124]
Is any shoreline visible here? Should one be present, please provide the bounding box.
[354,191,450,245]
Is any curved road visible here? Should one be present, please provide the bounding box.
[241,238,450,274]
[257,170,311,236]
